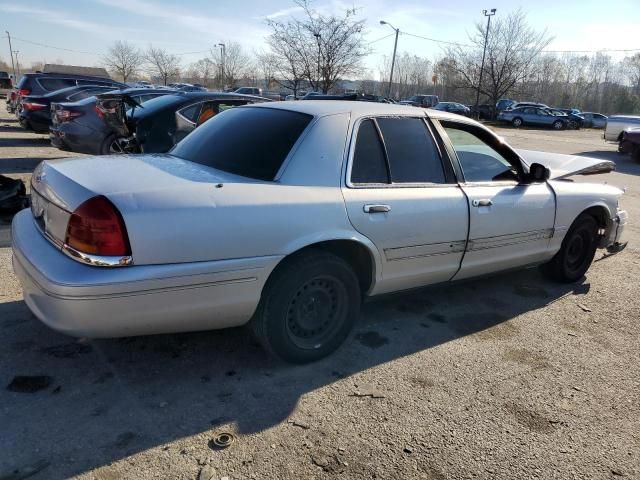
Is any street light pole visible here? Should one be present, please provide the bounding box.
[5,31,16,80]
[313,33,321,92]
[217,43,226,90]
[380,20,399,100]
[474,8,496,118]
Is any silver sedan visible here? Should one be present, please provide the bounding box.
[12,101,628,363]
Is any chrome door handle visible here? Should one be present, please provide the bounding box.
[363,204,391,213]
[472,199,493,207]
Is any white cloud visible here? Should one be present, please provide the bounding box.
[264,6,305,19]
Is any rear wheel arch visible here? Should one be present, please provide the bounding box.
[265,239,377,298]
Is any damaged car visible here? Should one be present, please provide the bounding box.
[50,88,176,155]
[93,91,271,154]
[618,127,640,162]
[12,102,628,363]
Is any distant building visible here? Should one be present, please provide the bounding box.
[42,64,111,78]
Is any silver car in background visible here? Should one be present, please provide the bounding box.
[604,115,640,142]
[581,112,607,128]
[12,101,628,363]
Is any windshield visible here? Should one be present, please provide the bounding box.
[171,107,313,181]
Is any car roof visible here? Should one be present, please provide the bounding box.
[247,100,468,123]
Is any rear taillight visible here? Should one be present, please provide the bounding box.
[94,105,104,119]
[18,88,31,96]
[65,196,131,257]
[57,109,83,122]
[22,102,47,111]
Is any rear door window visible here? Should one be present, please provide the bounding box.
[171,107,312,181]
[377,117,445,184]
[38,78,77,91]
[351,119,389,184]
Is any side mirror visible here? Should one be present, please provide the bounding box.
[528,162,550,182]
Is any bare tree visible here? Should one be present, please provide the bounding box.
[188,58,215,87]
[623,53,640,94]
[144,46,181,85]
[446,9,551,108]
[264,20,307,96]
[103,41,143,82]
[210,42,250,89]
[266,0,368,94]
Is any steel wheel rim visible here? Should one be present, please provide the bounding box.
[109,137,127,154]
[554,121,563,130]
[285,275,348,350]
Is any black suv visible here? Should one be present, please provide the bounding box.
[12,72,125,113]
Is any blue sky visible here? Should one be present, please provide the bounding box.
[1,0,639,79]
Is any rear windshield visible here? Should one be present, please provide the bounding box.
[171,107,312,181]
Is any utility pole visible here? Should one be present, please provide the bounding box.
[474,8,496,118]
[217,43,226,90]
[313,33,321,93]
[380,20,399,100]
[13,50,20,76]
[5,31,16,80]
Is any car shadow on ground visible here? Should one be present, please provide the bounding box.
[0,267,590,479]
[576,150,640,176]
[0,137,50,147]
[0,157,52,175]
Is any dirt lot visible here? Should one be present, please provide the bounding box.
[1,104,639,480]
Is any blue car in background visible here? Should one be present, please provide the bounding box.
[497,106,570,130]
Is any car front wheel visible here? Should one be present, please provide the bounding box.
[251,250,361,363]
[541,214,599,283]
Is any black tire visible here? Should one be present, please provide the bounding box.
[568,120,578,130]
[631,144,640,163]
[250,250,361,364]
[512,117,523,128]
[552,120,565,130]
[541,214,599,283]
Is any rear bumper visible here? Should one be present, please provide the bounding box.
[11,209,281,338]
[50,123,104,155]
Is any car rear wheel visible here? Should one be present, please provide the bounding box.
[101,134,131,155]
[250,250,361,364]
[552,120,565,130]
[512,117,523,128]
[540,214,599,283]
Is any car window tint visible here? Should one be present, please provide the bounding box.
[171,107,312,181]
[39,78,77,91]
[178,103,201,123]
[351,119,388,184]
[443,125,517,182]
[377,117,445,184]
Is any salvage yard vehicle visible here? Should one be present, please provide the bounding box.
[498,106,569,130]
[618,127,640,161]
[50,88,177,155]
[0,71,12,98]
[18,85,124,133]
[93,91,270,154]
[604,115,640,142]
[11,72,125,115]
[12,102,628,363]
[581,112,607,128]
[400,94,439,108]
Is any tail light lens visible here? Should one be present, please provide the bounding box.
[22,102,47,111]
[65,196,131,257]
[18,88,31,96]
[94,104,104,119]
[57,109,83,122]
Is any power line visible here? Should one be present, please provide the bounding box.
[4,34,98,55]
[400,31,473,48]
[367,33,395,45]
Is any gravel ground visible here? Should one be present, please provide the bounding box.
[0,105,638,480]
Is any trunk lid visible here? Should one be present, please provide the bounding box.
[517,149,615,179]
[94,92,142,137]
[29,155,245,256]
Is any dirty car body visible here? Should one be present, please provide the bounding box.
[618,127,640,162]
[94,91,271,154]
[12,102,628,363]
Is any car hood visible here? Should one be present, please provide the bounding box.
[516,149,615,179]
